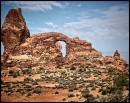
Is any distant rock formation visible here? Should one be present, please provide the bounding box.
[113,50,120,59]
[1,8,128,72]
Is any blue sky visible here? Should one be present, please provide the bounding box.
[1,1,129,62]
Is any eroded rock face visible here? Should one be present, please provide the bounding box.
[103,50,128,72]
[1,8,128,72]
[1,8,30,64]
[6,32,101,68]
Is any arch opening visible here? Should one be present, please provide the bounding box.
[1,42,4,55]
[57,41,67,57]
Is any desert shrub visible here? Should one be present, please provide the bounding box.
[9,70,20,78]
[106,83,117,91]
[107,67,114,75]
[35,79,42,82]
[78,68,86,72]
[22,66,32,75]
[33,86,42,94]
[7,93,12,96]
[101,78,127,96]
[33,81,38,85]
[24,77,33,83]
[101,83,117,95]
[35,85,42,88]
[76,94,79,97]
[70,66,76,70]
[99,73,129,96]
[101,88,108,95]
[84,94,95,102]
[68,93,75,97]
[100,90,124,102]
[39,67,44,71]
[88,83,94,87]
[25,87,32,92]
[9,70,14,75]
[123,95,129,102]
[7,89,13,93]
[27,92,32,96]
[62,98,66,101]
[81,89,90,98]
[55,91,59,94]
[69,87,74,92]
[56,65,61,69]
[13,71,20,78]
[49,75,54,80]
[91,86,96,90]
[82,89,95,102]
[114,73,129,88]
[109,94,123,102]
[61,71,67,78]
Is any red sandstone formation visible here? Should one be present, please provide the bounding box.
[1,8,30,64]
[113,50,120,60]
[1,8,128,72]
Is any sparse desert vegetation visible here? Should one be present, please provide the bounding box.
[1,63,129,102]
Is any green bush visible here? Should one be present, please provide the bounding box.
[55,91,59,94]
[91,86,96,90]
[9,70,14,75]
[24,77,33,83]
[61,71,67,77]
[49,75,55,80]
[81,89,90,98]
[70,66,76,70]
[107,67,114,75]
[13,71,20,78]
[62,98,66,101]
[9,70,20,78]
[114,73,129,88]
[78,68,86,72]
[33,86,42,94]
[101,88,108,95]
[100,90,124,102]
[101,83,117,95]
[69,87,74,92]
[68,93,75,97]
[22,66,32,74]
[84,94,95,102]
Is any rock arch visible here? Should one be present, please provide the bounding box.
[1,8,102,68]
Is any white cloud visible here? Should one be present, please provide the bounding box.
[65,2,70,6]
[45,22,58,28]
[29,27,53,35]
[57,3,129,39]
[8,1,64,12]
[29,3,128,40]
[77,4,82,7]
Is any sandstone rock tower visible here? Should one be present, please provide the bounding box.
[113,50,120,59]
[1,8,30,64]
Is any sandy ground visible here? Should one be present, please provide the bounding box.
[1,88,68,102]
